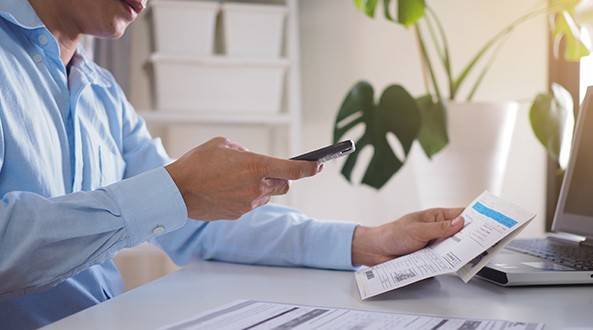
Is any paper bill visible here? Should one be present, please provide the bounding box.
[355,191,536,299]
[354,247,453,299]
[456,221,530,282]
[160,300,545,330]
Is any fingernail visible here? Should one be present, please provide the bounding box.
[317,163,324,173]
[451,217,463,227]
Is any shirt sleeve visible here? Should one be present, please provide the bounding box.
[0,79,188,298]
[154,204,357,271]
[119,97,173,177]
[112,87,358,271]
[0,167,187,299]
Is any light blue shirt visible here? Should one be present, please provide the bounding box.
[0,1,356,328]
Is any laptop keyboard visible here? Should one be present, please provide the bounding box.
[507,238,593,271]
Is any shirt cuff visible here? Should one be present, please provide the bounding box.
[304,221,357,271]
[105,167,188,247]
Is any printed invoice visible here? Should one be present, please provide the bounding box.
[160,300,544,330]
[355,191,536,300]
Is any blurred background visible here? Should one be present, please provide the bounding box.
[92,0,591,290]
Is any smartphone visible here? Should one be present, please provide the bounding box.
[290,140,355,163]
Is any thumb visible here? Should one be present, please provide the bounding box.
[418,216,464,241]
[260,156,321,180]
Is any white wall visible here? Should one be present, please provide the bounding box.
[293,0,548,236]
[127,0,548,235]
[117,0,550,289]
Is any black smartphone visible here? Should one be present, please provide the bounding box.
[290,140,355,163]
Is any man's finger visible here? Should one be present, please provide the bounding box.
[221,138,248,152]
[416,216,465,241]
[442,208,464,220]
[262,178,290,196]
[227,144,248,152]
[259,156,321,180]
[251,195,271,209]
[419,207,465,223]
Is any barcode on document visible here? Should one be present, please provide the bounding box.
[365,270,375,280]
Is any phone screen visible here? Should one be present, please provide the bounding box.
[290,140,355,162]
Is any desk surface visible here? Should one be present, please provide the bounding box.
[45,261,593,330]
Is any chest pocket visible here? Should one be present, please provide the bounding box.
[97,142,126,187]
[79,120,126,190]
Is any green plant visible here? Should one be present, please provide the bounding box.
[334,0,592,189]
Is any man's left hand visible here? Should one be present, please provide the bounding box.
[351,208,465,266]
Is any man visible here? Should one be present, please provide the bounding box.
[0,0,464,328]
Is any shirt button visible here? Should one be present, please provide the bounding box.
[38,34,48,46]
[32,54,43,63]
[152,225,165,235]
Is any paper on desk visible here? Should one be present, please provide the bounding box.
[159,300,545,330]
[355,191,536,300]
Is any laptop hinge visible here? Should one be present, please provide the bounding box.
[579,237,593,248]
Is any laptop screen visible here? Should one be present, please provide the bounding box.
[564,106,593,218]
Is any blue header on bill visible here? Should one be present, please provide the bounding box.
[472,202,518,228]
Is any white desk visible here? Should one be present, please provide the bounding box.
[44,261,593,330]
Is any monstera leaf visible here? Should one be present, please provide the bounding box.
[529,83,575,169]
[354,0,426,27]
[416,95,449,158]
[333,81,421,189]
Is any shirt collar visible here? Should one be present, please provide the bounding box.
[0,0,111,88]
[71,50,112,89]
[0,0,45,30]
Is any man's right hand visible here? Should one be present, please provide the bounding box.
[165,137,321,221]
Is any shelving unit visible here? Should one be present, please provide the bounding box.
[140,111,292,125]
[140,0,302,160]
[116,0,303,289]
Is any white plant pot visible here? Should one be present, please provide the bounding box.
[413,102,518,208]
[222,3,287,58]
[151,55,288,114]
[151,0,219,56]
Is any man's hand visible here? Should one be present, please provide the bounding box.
[165,137,321,221]
[351,208,465,266]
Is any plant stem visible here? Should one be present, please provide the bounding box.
[426,6,454,99]
[424,12,444,61]
[415,25,442,100]
[423,14,446,96]
[452,5,553,99]
[466,34,511,101]
[415,34,432,96]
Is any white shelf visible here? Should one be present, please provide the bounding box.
[142,0,302,207]
[139,111,292,125]
[150,54,290,67]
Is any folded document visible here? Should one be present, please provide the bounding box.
[355,191,536,299]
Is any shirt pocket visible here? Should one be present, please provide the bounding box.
[98,143,126,187]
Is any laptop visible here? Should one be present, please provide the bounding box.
[477,86,593,286]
